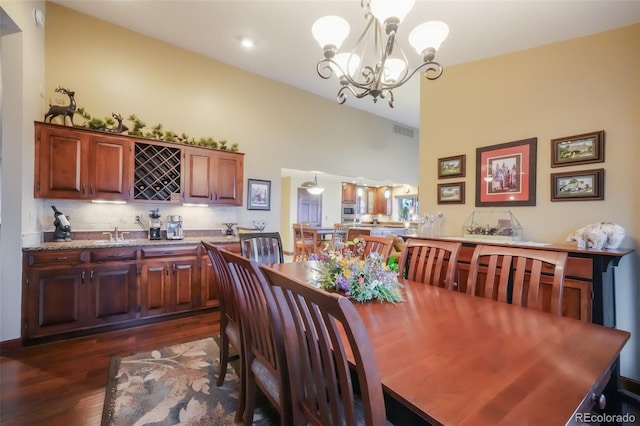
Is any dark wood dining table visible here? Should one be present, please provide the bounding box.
[266,261,630,426]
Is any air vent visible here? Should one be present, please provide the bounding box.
[393,124,415,138]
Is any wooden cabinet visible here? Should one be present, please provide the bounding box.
[140,246,199,316]
[24,264,87,338]
[34,122,133,200]
[22,241,239,341]
[181,148,244,205]
[342,182,357,204]
[34,122,243,205]
[374,187,391,216]
[23,248,140,339]
[213,151,244,205]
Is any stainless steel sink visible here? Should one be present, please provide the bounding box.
[93,239,138,246]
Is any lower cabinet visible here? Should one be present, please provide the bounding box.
[139,258,198,317]
[24,265,88,338]
[22,241,239,340]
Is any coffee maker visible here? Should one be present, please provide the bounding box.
[149,209,162,240]
[166,215,184,240]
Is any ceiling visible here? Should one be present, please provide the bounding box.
[51,1,639,129]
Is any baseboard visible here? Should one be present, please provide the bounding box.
[621,376,640,398]
[0,337,23,354]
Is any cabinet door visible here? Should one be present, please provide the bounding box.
[183,148,214,203]
[88,263,138,325]
[171,259,198,312]
[25,266,88,338]
[342,182,357,204]
[88,135,133,200]
[212,151,244,205]
[375,187,391,215]
[35,123,88,199]
[200,255,219,308]
[140,262,172,317]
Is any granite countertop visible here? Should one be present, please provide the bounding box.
[23,236,240,251]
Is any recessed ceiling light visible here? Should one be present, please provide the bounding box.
[239,36,254,49]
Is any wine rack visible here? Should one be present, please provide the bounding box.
[134,142,181,201]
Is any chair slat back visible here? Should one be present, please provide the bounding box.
[201,241,240,328]
[220,249,292,422]
[398,238,462,290]
[360,235,395,261]
[261,266,387,426]
[466,245,567,315]
[239,231,284,265]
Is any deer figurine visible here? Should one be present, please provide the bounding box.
[107,113,129,133]
[44,87,77,126]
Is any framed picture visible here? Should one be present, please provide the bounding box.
[476,137,537,207]
[437,182,465,204]
[551,130,605,167]
[438,154,466,179]
[247,179,271,210]
[551,168,604,202]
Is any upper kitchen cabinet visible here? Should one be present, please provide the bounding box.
[35,122,244,205]
[375,187,392,216]
[34,122,133,201]
[183,148,244,206]
[342,182,357,204]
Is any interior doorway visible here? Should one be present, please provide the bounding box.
[297,188,322,226]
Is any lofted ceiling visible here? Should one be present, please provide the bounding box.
[51,0,640,130]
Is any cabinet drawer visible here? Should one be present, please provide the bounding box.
[141,246,199,258]
[27,250,85,266]
[90,248,138,263]
[566,257,593,280]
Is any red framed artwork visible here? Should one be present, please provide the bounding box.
[475,137,537,207]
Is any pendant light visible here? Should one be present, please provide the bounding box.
[301,174,325,195]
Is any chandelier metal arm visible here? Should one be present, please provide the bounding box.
[313,0,448,106]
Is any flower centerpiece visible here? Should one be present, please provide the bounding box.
[309,239,404,303]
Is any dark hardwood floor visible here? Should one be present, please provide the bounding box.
[0,312,221,425]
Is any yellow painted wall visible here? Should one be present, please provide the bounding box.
[420,24,640,379]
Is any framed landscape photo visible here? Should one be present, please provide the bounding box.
[551,168,604,202]
[437,182,465,204]
[247,179,271,210]
[438,154,466,179]
[476,137,537,207]
[551,130,605,167]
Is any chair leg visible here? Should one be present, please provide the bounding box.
[217,329,229,386]
[241,357,257,425]
[236,348,246,422]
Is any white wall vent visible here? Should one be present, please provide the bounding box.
[393,123,415,138]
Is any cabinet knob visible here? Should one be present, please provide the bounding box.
[591,393,606,410]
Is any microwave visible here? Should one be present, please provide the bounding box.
[343,206,356,215]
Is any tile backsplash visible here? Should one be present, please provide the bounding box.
[39,200,240,232]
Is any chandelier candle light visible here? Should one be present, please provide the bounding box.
[312,0,449,107]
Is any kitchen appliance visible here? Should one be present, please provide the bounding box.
[149,209,162,240]
[166,215,184,240]
[341,203,357,223]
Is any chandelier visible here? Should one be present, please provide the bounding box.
[301,174,325,195]
[312,0,449,107]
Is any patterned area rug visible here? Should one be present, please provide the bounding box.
[101,337,276,425]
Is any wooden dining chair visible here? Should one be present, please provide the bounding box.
[398,238,462,290]
[332,223,349,246]
[261,266,388,426]
[292,222,310,261]
[294,222,319,261]
[360,235,395,261]
[466,244,568,315]
[220,249,293,426]
[239,231,284,265]
[201,241,245,422]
